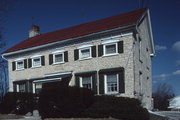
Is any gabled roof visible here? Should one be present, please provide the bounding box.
[4,8,147,54]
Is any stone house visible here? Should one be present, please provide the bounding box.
[2,8,155,109]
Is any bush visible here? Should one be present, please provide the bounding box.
[38,84,95,118]
[0,92,34,115]
[81,95,149,120]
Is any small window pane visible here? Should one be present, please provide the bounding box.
[17,61,24,70]
[19,84,26,92]
[105,44,116,54]
[80,48,90,59]
[106,74,118,93]
[82,76,92,89]
[33,58,41,67]
[55,54,63,63]
[35,83,42,94]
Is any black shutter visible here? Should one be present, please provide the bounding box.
[25,82,28,93]
[28,58,32,68]
[12,61,16,71]
[92,46,96,58]
[75,76,80,87]
[92,73,97,94]
[64,51,68,62]
[99,73,104,94]
[118,41,124,53]
[24,59,27,69]
[49,54,53,65]
[74,49,79,61]
[98,45,103,57]
[41,56,45,66]
[13,83,17,92]
[119,70,125,93]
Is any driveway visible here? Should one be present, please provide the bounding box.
[154,111,180,120]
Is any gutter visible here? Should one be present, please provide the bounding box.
[1,54,7,61]
[2,24,136,57]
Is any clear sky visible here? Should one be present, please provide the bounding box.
[1,0,180,95]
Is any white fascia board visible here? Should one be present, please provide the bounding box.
[14,58,25,61]
[147,9,155,56]
[30,54,42,58]
[2,24,135,56]
[78,44,93,49]
[52,50,65,54]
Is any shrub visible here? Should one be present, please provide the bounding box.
[0,92,34,115]
[38,85,95,118]
[81,95,149,120]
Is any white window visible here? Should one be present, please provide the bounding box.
[79,47,92,59]
[32,57,41,67]
[35,83,42,94]
[80,76,92,89]
[103,43,118,56]
[104,74,119,94]
[16,60,24,70]
[53,53,64,64]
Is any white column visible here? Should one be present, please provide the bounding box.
[33,83,36,93]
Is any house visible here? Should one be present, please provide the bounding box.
[168,96,180,111]
[2,8,155,109]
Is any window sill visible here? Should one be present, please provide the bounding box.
[16,68,25,71]
[52,62,65,65]
[31,66,42,69]
[79,57,92,61]
[102,53,119,57]
[105,92,119,95]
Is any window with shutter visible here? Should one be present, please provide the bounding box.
[16,60,24,70]
[32,57,41,67]
[50,50,67,64]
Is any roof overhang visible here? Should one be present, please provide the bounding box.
[2,24,136,57]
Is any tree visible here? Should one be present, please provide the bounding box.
[153,83,175,110]
[0,0,15,102]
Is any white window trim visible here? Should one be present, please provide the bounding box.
[104,74,119,94]
[103,42,118,57]
[32,56,42,68]
[79,47,92,60]
[52,50,65,54]
[16,60,24,70]
[53,52,65,64]
[30,54,42,58]
[78,44,93,49]
[14,58,25,61]
[79,76,93,90]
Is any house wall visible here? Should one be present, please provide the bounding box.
[133,15,153,109]
[7,33,135,98]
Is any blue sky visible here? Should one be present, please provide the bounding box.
[1,0,180,95]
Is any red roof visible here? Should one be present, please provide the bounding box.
[4,8,147,53]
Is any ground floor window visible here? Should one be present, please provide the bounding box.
[35,83,42,94]
[80,76,92,89]
[18,83,26,92]
[104,73,119,94]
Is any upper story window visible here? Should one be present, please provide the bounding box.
[80,76,92,89]
[104,73,119,94]
[79,47,92,60]
[49,50,68,65]
[12,58,27,71]
[98,39,123,57]
[74,44,96,61]
[29,55,45,68]
[16,60,24,70]
[32,57,41,67]
[104,43,118,55]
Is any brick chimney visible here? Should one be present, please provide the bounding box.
[29,25,40,38]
